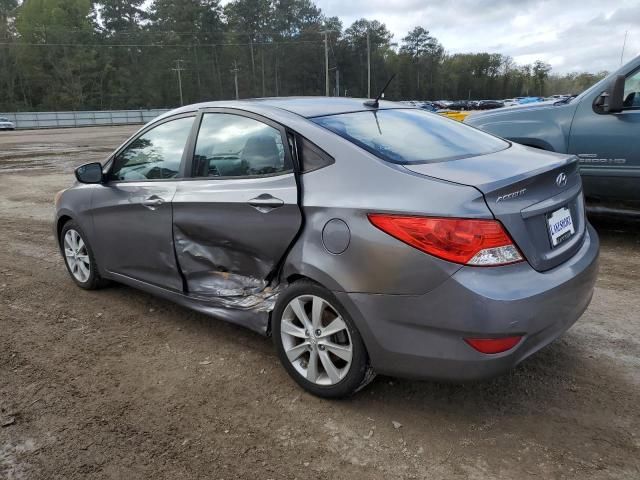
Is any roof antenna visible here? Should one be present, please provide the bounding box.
[364,74,396,108]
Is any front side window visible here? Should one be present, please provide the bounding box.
[192,113,290,178]
[109,116,194,181]
[312,108,509,164]
[623,69,640,109]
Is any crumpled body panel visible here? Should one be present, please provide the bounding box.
[170,173,301,320]
[174,225,283,312]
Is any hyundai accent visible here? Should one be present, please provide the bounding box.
[54,98,599,397]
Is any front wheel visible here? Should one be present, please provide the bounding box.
[272,280,374,398]
[60,220,107,290]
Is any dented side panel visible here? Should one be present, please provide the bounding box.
[171,174,302,316]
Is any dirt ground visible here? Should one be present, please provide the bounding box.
[0,126,639,480]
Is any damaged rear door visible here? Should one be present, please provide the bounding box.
[172,110,302,311]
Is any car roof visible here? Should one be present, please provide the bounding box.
[165,97,407,119]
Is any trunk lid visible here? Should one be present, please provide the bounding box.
[404,145,586,271]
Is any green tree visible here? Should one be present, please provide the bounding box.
[95,0,145,34]
[533,60,552,96]
[399,26,443,98]
[341,19,393,97]
[224,0,273,96]
[0,0,614,111]
[0,0,19,109]
[15,0,99,109]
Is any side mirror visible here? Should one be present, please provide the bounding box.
[596,74,625,113]
[75,162,103,184]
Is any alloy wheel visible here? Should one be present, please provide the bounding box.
[280,294,353,386]
[63,229,91,283]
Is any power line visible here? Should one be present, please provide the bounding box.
[0,40,322,48]
[10,27,338,37]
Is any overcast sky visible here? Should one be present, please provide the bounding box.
[313,0,640,73]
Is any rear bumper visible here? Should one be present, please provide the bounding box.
[335,223,600,381]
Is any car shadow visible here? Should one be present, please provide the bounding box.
[588,212,640,243]
[355,337,595,411]
[97,212,639,419]
[104,280,637,420]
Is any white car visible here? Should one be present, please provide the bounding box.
[0,117,15,130]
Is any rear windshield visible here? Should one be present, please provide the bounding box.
[312,108,508,164]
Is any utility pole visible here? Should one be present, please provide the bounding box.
[621,30,629,66]
[231,61,239,100]
[322,30,330,96]
[335,69,340,97]
[366,30,371,98]
[172,59,185,106]
[261,47,266,97]
[275,47,279,96]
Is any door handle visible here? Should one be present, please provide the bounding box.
[142,196,165,210]
[248,194,284,212]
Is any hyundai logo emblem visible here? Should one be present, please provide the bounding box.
[556,172,567,187]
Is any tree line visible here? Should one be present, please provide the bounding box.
[0,0,609,111]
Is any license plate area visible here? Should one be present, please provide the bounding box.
[546,206,575,247]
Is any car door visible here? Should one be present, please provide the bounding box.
[90,114,196,291]
[171,110,302,304]
[568,68,640,204]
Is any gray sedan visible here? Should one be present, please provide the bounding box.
[54,98,599,397]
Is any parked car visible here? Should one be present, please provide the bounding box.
[466,54,640,212]
[55,98,599,398]
[433,100,452,109]
[447,100,472,110]
[0,117,15,130]
[477,100,504,110]
[517,96,545,104]
[502,98,520,107]
[417,101,437,112]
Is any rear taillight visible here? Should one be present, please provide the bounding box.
[464,336,522,354]
[368,214,523,266]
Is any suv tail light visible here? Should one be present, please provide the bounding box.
[368,214,523,266]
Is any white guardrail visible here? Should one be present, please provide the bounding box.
[0,109,171,129]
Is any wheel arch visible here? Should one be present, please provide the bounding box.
[56,214,73,247]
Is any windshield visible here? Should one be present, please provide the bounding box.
[0,118,9,122]
[312,108,508,164]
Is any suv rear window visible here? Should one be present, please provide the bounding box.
[312,108,508,164]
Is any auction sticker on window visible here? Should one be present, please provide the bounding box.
[547,207,575,247]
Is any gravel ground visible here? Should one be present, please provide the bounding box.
[1,126,639,480]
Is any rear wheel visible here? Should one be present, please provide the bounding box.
[60,220,107,290]
[273,280,374,398]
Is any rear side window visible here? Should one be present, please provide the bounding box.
[192,113,292,178]
[296,135,334,173]
[109,116,194,181]
[312,109,508,164]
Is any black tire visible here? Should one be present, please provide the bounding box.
[59,220,108,290]
[272,280,375,398]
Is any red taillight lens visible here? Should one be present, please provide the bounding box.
[464,336,522,354]
[368,214,523,266]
